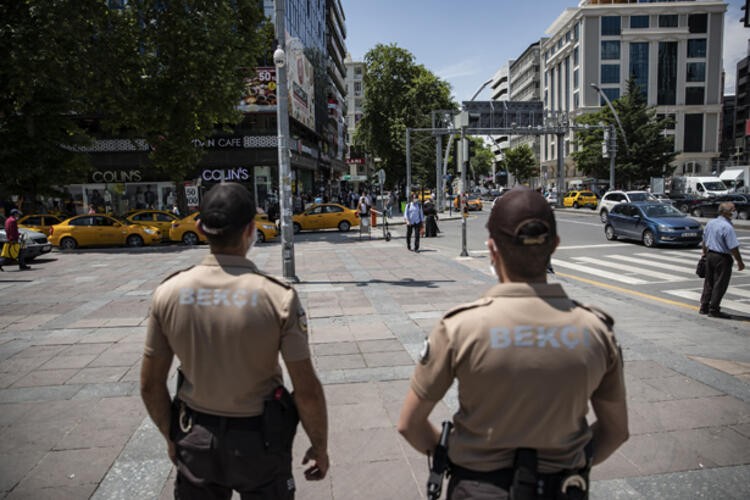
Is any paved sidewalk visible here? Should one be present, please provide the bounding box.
[0,230,749,499]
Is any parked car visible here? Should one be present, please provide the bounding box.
[603,202,703,247]
[689,194,750,219]
[563,190,598,209]
[292,203,359,233]
[598,190,656,222]
[0,228,52,261]
[48,214,162,249]
[169,212,206,245]
[651,193,674,205]
[453,194,483,211]
[254,216,279,243]
[125,210,180,237]
[17,214,63,236]
[667,193,705,215]
[545,191,559,205]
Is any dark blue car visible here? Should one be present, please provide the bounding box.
[604,202,703,247]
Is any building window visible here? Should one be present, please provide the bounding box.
[354,66,362,76]
[684,114,703,152]
[688,13,707,34]
[601,64,620,84]
[630,15,649,29]
[573,47,579,66]
[629,42,649,97]
[687,39,707,58]
[659,14,678,28]
[601,88,620,105]
[573,69,579,89]
[658,41,677,105]
[574,22,579,40]
[354,81,362,96]
[656,113,676,129]
[686,62,705,82]
[573,92,579,109]
[601,41,620,60]
[685,87,704,105]
[601,16,621,36]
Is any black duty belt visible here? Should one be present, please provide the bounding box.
[450,463,569,498]
[183,406,262,431]
[707,250,730,256]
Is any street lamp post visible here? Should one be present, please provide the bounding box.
[590,83,629,191]
[274,0,297,282]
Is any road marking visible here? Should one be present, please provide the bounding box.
[556,243,625,250]
[554,272,698,310]
[557,218,603,228]
[664,290,750,315]
[726,286,750,299]
[608,255,697,274]
[551,259,649,284]
[572,256,681,281]
[633,252,703,267]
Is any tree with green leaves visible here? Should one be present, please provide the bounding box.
[468,137,494,183]
[572,79,676,188]
[354,44,457,189]
[1,0,267,202]
[499,144,538,185]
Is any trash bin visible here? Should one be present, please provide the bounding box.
[370,210,377,228]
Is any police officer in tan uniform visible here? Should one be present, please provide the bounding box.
[398,187,628,499]
[141,183,328,499]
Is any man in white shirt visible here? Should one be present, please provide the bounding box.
[403,194,424,252]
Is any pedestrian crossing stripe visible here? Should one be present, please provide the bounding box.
[608,255,696,274]
[572,256,680,281]
[664,289,750,315]
[551,259,649,284]
[632,252,703,267]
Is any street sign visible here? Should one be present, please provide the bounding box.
[462,101,544,130]
[377,168,386,185]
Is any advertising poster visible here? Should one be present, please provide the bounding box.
[238,67,277,112]
[287,47,316,132]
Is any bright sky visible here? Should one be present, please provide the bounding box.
[344,0,748,102]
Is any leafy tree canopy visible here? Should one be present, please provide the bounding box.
[572,79,676,188]
[499,144,538,185]
[354,44,457,188]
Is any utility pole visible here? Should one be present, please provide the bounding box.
[274,0,297,282]
[405,128,412,201]
[460,120,468,257]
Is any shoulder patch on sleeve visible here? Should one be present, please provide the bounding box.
[572,300,615,329]
[443,297,493,319]
[160,266,195,284]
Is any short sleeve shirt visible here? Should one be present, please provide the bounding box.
[411,283,625,473]
[703,216,740,254]
[145,254,310,417]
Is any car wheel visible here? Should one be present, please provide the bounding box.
[293,222,301,234]
[739,210,749,220]
[642,229,655,247]
[600,210,608,223]
[604,224,617,241]
[256,230,265,243]
[60,237,77,250]
[691,208,703,218]
[573,201,579,209]
[126,234,144,247]
[182,231,199,246]
[338,220,351,232]
[679,204,689,214]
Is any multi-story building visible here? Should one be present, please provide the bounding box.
[734,41,750,165]
[540,0,727,190]
[509,42,544,162]
[344,55,368,185]
[489,62,512,183]
[720,94,737,166]
[325,0,349,194]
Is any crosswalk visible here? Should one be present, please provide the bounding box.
[552,248,750,315]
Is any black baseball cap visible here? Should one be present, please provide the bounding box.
[488,187,556,245]
[10,208,21,216]
[199,183,256,235]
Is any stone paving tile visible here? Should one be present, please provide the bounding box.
[14,446,121,489]
[0,449,46,492]
[589,449,642,480]
[314,354,366,371]
[87,350,141,368]
[11,369,78,388]
[323,382,381,406]
[358,339,404,352]
[362,350,415,368]
[621,360,682,379]
[0,384,83,404]
[39,354,97,370]
[643,375,723,399]
[65,366,129,385]
[620,432,719,475]
[331,458,421,500]
[71,382,139,400]
[59,343,109,357]
[0,371,28,389]
[667,427,750,466]
[4,483,98,500]
[311,342,359,356]
[10,345,67,359]
[0,356,52,374]
[329,427,404,465]
[328,401,392,431]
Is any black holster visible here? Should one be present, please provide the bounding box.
[262,386,299,453]
[511,448,538,500]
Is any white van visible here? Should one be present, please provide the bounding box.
[671,176,729,198]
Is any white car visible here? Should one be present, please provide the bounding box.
[599,190,657,223]
[0,228,52,261]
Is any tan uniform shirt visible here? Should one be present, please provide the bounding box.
[145,254,310,417]
[412,283,625,473]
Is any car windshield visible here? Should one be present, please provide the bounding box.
[629,192,655,201]
[580,192,594,197]
[703,181,726,190]
[644,205,684,218]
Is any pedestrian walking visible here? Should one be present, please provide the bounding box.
[403,194,424,252]
[1,209,31,271]
[357,191,370,219]
[423,199,439,237]
[699,201,745,318]
[140,183,329,499]
[398,187,628,500]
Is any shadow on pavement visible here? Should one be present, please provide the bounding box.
[300,278,455,288]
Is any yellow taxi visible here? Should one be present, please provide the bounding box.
[563,190,598,209]
[125,210,180,237]
[292,203,359,233]
[48,214,162,250]
[18,214,63,236]
[453,194,483,211]
[169,212,278,245]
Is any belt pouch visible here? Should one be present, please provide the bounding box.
[510,448,538,500]
[262,386,299,452]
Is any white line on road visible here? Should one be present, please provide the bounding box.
[551,259,649,284]
[556,243,626,250]
[664,289,750,314]
[572,256,682,281]
[632,252,702,267]
[609,255,697,274]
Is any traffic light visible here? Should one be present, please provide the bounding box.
[744,0,750,28]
